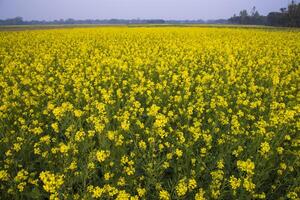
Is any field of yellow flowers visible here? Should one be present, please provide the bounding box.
[0,27,299,199]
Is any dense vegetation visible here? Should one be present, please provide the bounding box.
[0,27,299,199]
[229,1,300,27]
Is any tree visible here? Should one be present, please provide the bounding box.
[287,0,300,26]
[280,8,287,13]
[239,10,248,17]
[266,1,300,27]
[228,1,299,27]
[267,12,286,26]
[239,10,248,24]
[251,7,259,17]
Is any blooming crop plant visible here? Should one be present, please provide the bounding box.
[0,27,299,199]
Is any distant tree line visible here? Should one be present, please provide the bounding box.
[0,18,169,25]
[229,1,300,27]
[0,17,227,26]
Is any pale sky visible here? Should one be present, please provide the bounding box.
[0,0,295,20]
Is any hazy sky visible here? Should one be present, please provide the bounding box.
[0,0,295,20]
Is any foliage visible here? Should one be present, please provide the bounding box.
[0,27,299,199]
[229,1,300,27]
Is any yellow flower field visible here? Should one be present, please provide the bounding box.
[0,27,299,199]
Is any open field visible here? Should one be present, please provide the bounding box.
[0,27,299,199]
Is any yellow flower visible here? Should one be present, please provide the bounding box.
[259,142,270,156]
[243,177,255,192]
[217,159,224,169]
[188,178,197,190]
[75,131,85,142]
[69,161,77,171]
[280,162,287,170]
[59,143,69,154]
[148,104,160,116]
[287,191,298,199]
[13,143,22,152]
[162,161,170,169]
[96,150,110,163]
[159,189,170,200]
[124,165,135,176]
[175,148,183,158]
[121,120,130,131]
[17,182,26,192]
[232,146,244,157]
[195,188,206,200]
[14,169,28,182]
[210,170,224,199]
[39,171,64,193]
[153,114,168,128]
[51,123,59,133]
[276,147,284,155]
[237,159,255,175]
[74,109,83,117]
[176,179,188,197]
[254,192,266,199]
[88,162,95,169]
[138,140,147,150]
[199,148,206,158]
[117,177,126,186]
[229,176,241,190]
[116,190,130,200]
[40,135,51,144]
[0,170,9,181]
[104,172,112,181]
[137,187,146,197]
[92,186,104,198]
